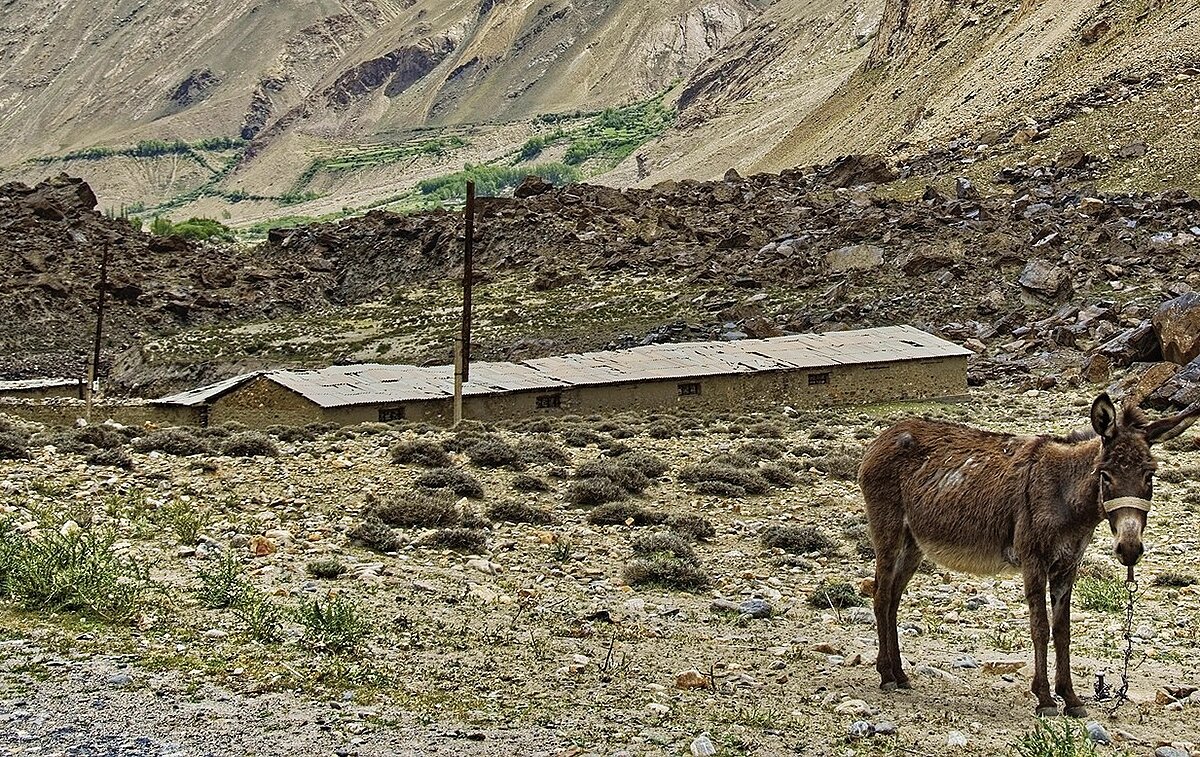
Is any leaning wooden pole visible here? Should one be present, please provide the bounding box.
[86,241,111,421]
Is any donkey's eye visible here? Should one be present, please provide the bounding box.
[1100,471,1114,487]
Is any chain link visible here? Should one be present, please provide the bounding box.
[1099,566,1138,716]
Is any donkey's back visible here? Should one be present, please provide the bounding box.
[859,418,1041,575]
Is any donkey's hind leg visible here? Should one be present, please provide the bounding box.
[872,522,924,691]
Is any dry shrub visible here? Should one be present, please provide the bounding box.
[761,525,834,555]
[678,463,770,495]
[665,513,715,540]
[623,532,709,590]
[487,500,553,524]
[736,440,785,461]
[466,439,525,470]
[267,425,319,442]
[694,480,748,498]
[422,528,487,553]
[370,493,460,528]
[576,459,650,494]
[415,468,485,499]
[512,473,552,493]
[646,420,681,439]
[567,477,627,506]
[747,421,785,438]
[809,579,865,608]
[348,518,402,553]
[73,425,125,450]
[390,440,452,468]
[562,427,602,448]
[0,432,31,461]
[588,502,666,527]
[814,449,862,481]
[759,462,798,488]
[617,450,669,479]
[521,439,571,465]
[133,428,211,456]
[222,432,279,458]
[87,447,133,469]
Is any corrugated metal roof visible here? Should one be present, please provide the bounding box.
[153,372,264,406]
[155,326,970,408]
[0,378,80,392]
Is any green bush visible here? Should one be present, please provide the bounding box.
[197,551,250,609]
[233,589,285,643]
[417,162,579,202]
[808,579,864,609]
[1076,575,1124,612]
[294,595,370,653]
[1011,719,1097,757]
[149,215,234,242]
[307,559,349,579]
[623,532,708,590]
[0,526,146,622]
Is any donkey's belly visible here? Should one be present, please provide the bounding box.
[913,538,1021,576]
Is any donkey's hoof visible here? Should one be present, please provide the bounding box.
[880,681,899,692]
[896,679,912,690]
[1035,705,1061,718]
[1063,705,1088,719]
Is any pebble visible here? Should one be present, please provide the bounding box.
[1085,721,1111,745]
[1155,748,1189,757]
[948,730,968,747]
[845,607,875,625]
[833,699,879,717]
[847,720,873,739]
[873,721,898,736]
[710,599,742,614]
[106,673,132,687]
[690,733,717,756]
[675,670,710,690]
[952,655,979,669]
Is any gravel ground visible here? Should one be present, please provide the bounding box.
[1,387,1199,756]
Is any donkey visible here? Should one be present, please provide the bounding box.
[859,394,1200,717]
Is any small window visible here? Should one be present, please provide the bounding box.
[379,406,407,422]
[536,394,562,409]
[808,372,831,386]
[678,382,702,396]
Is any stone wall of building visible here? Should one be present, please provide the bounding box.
[206,377,324,427]
[1,400,198,427]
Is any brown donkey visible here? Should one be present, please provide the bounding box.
[860,394,1200,717]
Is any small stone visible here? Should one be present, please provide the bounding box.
[710,599,741,614]
[738,598,772,619]
[1085,721,1111,745]
[1155,748,1188,757]
[107,673,133,687]
[689,734,717,756]
[847,720,873,739]
[248,535,274,556]
[873,721,898,736]
[845,607,875,625]
[834,699,879,717]
[952,655,979,669]
[947,730,968,747]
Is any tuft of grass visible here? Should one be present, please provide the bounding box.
[86,447,133,469]
[562,428,602,448]
[566,476,628,506]
[521,439,571,465]
[306,558,349,580]
[551,535,574,564]
[133,428,211,456]
[1011,718,1097,757]
[646,420,680,439]
[759,462,799,488]
[1076,575,1124,612]
[1153,571,1196,588]
[623,531,709,590]
[632,532,696,560]
[390,439,453,467]
[294,595,370,654]
[809,579,864,609]
[761,526,834,555]
[347,518,402,553]
[414,468,485,498]
[0,526,146,622]
[421,528,487,553]
[588,502,666,527]
[233,590,286,643]
[369,494,460,528]
[679,463,771,495]
[486,500,553,524]
[221,432,279,457]
[736,440,786,461]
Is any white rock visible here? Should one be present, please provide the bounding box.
[948,730,968,747]
[690,734,717,757]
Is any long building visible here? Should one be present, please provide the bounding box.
[152,325,971,427]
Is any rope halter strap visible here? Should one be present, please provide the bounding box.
[1103,496,1153,514]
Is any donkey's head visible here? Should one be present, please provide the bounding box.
[1091,394,1200,566]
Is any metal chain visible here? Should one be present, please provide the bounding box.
[1101,565,1138,716]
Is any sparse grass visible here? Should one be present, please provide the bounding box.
[369,493,460,528]
[761,526,834,555]
[814,449,862,480]
[486,500,553,524]
[221,432,279,458]
[1076,575,1124,612]
[759,463,799,488]
[306,559,349,579]
[414,468,485,499]
[588,502,666,527]
[347,518,402,553]
[1011,718,1097,757]
[0,526,147,622]
[1153,571,1196,588]
[693,480,749,497]
[295,595,370,654]
[86,447,133,469]
[133,428,211,456]
[566,476,628,506]
[421,528,487,553]
[233,590,285,643]
[809,579,864,609]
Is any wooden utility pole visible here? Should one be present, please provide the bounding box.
[85,241,111,421]
[453,180,475,426]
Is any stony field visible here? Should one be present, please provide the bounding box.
[0,387,1199,757]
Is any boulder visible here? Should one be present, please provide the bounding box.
[823,154,896,188]
[1081,354,1111,384]
[1108,362,1178,405]
[514,175,553,199]
[1146,355,1200,409]
[1152,293,1200,364]
[1096,319,1161,366]
[826,244,884,273]
[899,246,960,276]
[1017,259,1073,304]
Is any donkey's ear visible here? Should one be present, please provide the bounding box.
[1091,394,1118,440]
[1145,402,1200,445]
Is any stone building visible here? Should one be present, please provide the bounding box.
[0,378,84,400]
[153,326,971,427]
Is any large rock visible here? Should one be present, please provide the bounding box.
[1018,259,1073,304]
[1147,355,1200,409]
[1108,362,1179,405]
[1152,293,1200,364]
[1096,319,1161,367]
[823,154,896,188]
[899,245,960,275]
[826,244,884,272]
[514,175,553,199]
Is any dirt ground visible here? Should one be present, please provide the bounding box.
[1,386,1199,757]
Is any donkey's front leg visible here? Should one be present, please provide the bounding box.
[1024,567,1058,716]
[1050,567,1087,718]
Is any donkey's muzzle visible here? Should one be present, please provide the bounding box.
[1115,540,1144,567]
